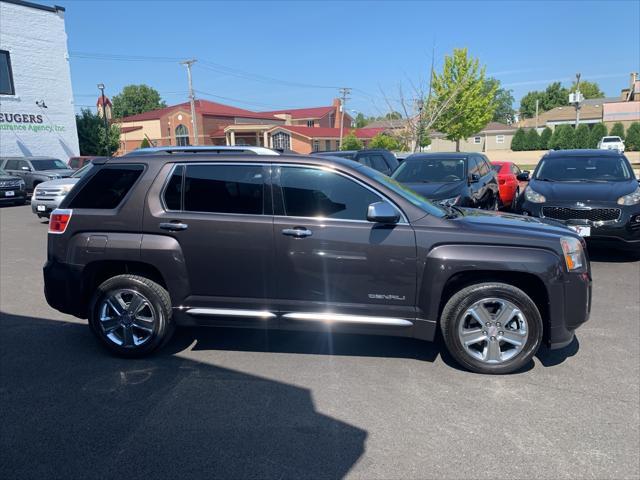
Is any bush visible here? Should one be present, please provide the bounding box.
[341,131,363,150]
[626,122,640,151]
[511,128,526,151]
[589,122,608,148]
[574,124,591,149]
[539,127,552,150]
[549,124,576,150]
[610,122,625,140]
[525,129,540,150]
[369,133,401,151]
[139,137,151,149]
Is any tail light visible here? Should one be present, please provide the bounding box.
[49,209,72,234]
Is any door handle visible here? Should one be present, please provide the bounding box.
[282,227,312,238]
[159,222,188,231]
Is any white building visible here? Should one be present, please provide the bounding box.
[0,0,79,160]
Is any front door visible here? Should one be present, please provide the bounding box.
[272,165,417,319]
[144,162,275,309]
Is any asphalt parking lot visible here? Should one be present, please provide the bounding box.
[1,204,639,480]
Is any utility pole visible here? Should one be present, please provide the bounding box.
[535,99,539,130]
[97,83,109,156]
[574,72,582,128]
[180,59,199,145]
[338,87,351,148]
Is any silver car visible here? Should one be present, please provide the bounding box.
[31,164,93,218]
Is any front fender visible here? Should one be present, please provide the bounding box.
[418,244,563,322]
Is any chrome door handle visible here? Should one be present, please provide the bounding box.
[282,227,312,238]
[159,222,188,231]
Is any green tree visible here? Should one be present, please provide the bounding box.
[431,48,497,151]
[589,122,608,148]
[112,84,166,119]
[541,82,569,111]
[540,127,552,150]
[384,111,402,120]
[525,128,541,150]
[625,122,640,151]
[511,128,526,151]
[574,124,591,149]
[354,113,369,128]
[519,91,544,119]
[485,78,515,124]
[610,122,625,140]
[549,124,576,150]
[140,137,151,149]
[369,133,401,150]
[340,131,363,150]
[570,80,604,99]
[76,109,120,156]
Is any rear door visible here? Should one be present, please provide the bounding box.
[272,164,417,319]
[143,162,275,309]
[356,152,393,175]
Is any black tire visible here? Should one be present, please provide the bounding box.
[510,187,520,211]
[440,282,543,374]
[89,274,174,357]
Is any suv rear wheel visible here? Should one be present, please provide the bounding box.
[440,282,543,374]
[89,274,174,357]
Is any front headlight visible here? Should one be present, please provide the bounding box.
[560,236,585,271]
[617,185,640,206]
[524,186,546,203]
[438,195,460,206]
[60,185,73,195]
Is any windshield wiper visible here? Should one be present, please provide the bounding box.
[536,178,556,182]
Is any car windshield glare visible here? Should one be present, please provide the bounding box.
[602,137,621,143]
[358,165,447,218]
[71,164,94,178]
[534,156,632,182]
[32,159,67,171]
[392,158,466,183]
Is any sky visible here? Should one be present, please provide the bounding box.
[64,0,640,117]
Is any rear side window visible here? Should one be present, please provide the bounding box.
[183,164,264,214]
[163,165,184,210]
[358,154,389,173]
[69,165,144,209]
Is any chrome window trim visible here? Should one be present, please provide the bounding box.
[275,163,409,224]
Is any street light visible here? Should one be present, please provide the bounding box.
[97,83,110,156]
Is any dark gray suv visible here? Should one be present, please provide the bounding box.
[44,154,592,374]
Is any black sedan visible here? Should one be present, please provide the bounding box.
[516,149,640,250]
[391,152,500,210]
[0,168,27,206]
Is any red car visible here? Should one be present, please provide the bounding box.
[491,161,529,210]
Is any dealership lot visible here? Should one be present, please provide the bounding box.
[1,204,638,479]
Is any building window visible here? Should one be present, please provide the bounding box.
[325,140,331,151]
[312,140,319,152]
[473,136,482,144]
[307,120,314,127]
[496,135,505,144]
[272,132,291,151]
[175,124,190,146]
[0,50,15,96]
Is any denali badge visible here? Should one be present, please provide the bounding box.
[368,294,406,301]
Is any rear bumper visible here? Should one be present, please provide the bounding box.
[43,260,86,318]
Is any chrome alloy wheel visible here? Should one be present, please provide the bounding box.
[98,289,156,347]
[457,298,529,364]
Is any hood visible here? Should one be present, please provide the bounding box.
[528,179,637,203]
[39,169,74,178]
[454,208,573,238]
[36,177,80,188]
[0,174,22,181]
[403,181,465,200]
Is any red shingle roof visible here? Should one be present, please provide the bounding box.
[118,99,278,123]
[120,126,142,133]
[271,126,389,139]
[261,106,335,119]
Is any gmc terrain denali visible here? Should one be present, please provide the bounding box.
[44,154,592,374]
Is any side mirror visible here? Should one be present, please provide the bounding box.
[516,171,530,182]
[367,202,400,224]
[21,166,31,171]
[468,173,480,183]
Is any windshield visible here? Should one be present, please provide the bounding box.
[0,169,9,176]
[534,155,633,182]
[31,159,68,171]
[602,137,621,143]
[392,157,466,183]
[71,164,94,178]
[359,165,447,218]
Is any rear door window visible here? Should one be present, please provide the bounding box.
[182,164,264,214]
[69,164,144,209]
[358,154,389,173]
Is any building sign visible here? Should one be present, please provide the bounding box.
[0,111,66,133]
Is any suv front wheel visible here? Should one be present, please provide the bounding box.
[89,275,174,357]
[440,282,543,374]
